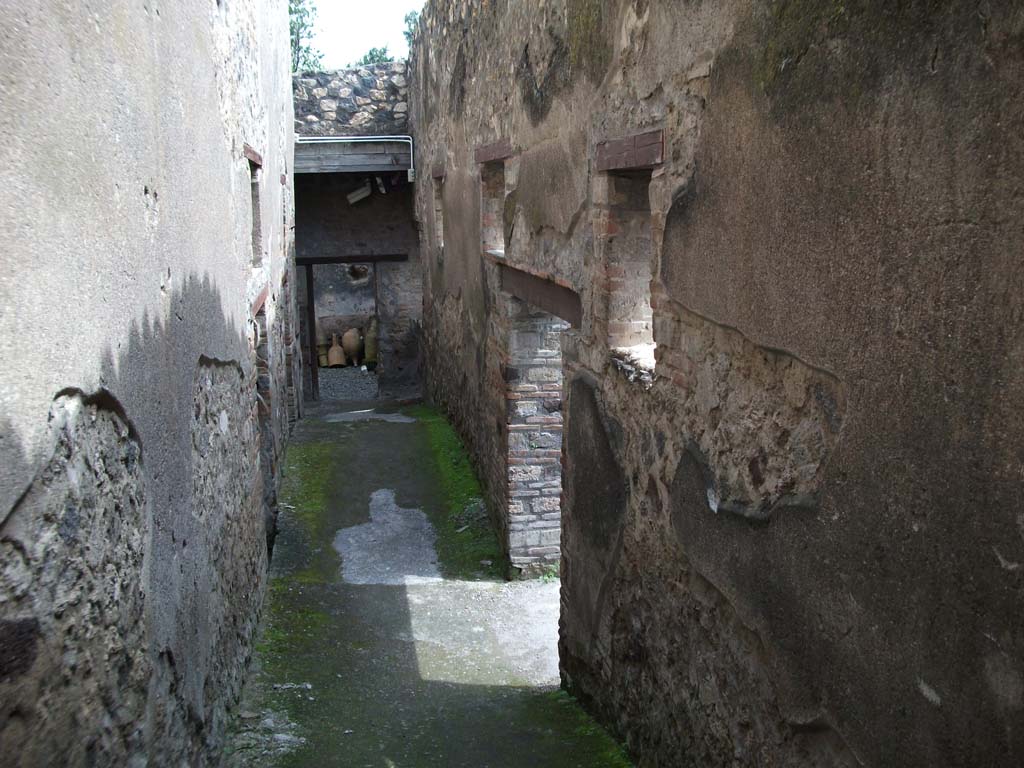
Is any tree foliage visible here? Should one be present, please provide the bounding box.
[289,0,323,72]
[403,11,419,48]
[355,46,395,66]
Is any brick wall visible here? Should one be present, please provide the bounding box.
[505,301,567,571]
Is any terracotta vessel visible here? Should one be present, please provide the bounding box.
[327,334,346,367]
[342,327,362,365]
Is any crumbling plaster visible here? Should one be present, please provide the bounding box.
[0,0,297,764]
[411,1,1024,766]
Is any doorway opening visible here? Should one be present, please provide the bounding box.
[299,262,380,401]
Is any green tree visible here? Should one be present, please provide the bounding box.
[403,10,419,48]
[355,46,395,66]
[289,0,323,72]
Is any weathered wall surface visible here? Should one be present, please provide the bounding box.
[293,63,409,136]
[0,0,296,764]
[410,1,1024,765]
[309,263,377,335]
[295,174,422,393]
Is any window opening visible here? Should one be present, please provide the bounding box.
[249,159,263,267]
[433,177,445,252]
[604,170,655,368]
[481,161,506,257]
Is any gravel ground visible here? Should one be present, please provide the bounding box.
[317,367,379,401]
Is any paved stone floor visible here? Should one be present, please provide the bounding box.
[225,401,629,768]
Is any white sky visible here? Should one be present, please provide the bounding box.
[310,0,424,69]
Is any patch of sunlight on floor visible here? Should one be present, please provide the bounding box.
[333,486,562,687]
[404,577,561,686]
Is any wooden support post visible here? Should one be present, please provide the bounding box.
[304,263,319,401]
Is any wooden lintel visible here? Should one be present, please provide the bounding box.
[475,138,514,164]
[296,253,408,266]
[294,141,412,175]
[243,143,263,167]
[499,263,582,328]
[251,284,269,316]
[595,129,664,172]
[431,162,446,180]
[295,156,411,174]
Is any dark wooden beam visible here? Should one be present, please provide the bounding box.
[304,263,319,401]
[595,129,663,172]
[251,284,269,316]
[295,141,411,174]
[296,253,408,266]
[243,143,263,167]
[475,138,514,164]
[499,263,582,328]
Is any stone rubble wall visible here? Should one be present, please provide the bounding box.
[0,0,298,764]
[293,63,409,136]
[409,1,1024,766]
[0,395,148,765]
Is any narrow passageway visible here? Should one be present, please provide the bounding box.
[226,401,629,767]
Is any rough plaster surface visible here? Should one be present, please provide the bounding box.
[184,361,269,759]
[0,395,148,766]
[410,0,1024,765]
[0,0,297,763]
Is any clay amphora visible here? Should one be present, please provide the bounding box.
[342,327,362,364]
[327,334,346,367]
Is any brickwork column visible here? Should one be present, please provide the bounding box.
[505,301,567,571]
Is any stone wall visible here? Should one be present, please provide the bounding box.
[293,63,409,137]
[410,1,1024,766]
[310,263,378,337]
[0,0,297,764]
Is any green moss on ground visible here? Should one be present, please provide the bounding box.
[256,580,332,667]
[255,440,339,674]
[278,441,336,543]
[527,690,633,767]
[404,404,505,580]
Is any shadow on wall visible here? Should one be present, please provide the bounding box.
[0,273,271,766]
